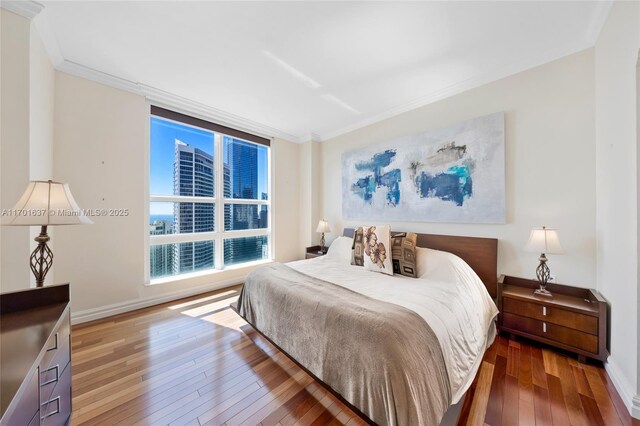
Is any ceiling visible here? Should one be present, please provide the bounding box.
[35,1,611,142]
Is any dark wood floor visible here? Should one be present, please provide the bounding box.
[70,287,637,426]
[460,334,638,426]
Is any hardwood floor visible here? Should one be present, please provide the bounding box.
[459,334,638,426]
[71,287,636,426]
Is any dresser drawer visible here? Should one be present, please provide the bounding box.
[27,410,40,426]
[40,309,71,371]
[503,312,598,353]
[0,369,39,426]
[41,361,71,426]
[503,297,598,334]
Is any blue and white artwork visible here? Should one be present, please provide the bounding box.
[342,112,505,223]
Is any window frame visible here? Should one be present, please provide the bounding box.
[147,109,272,284]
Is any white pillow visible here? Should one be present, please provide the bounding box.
[363,225,393,275]
[326,236,354,263]
[416,246,463,280]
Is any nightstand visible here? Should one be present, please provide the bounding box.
[305,245,327,259]
[497,275,608,362]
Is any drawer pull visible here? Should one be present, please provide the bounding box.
[543,322,547,333]
[41,396,60,418]
[542,306,547,316]
[46,333,59,352]
[40,364,59,386]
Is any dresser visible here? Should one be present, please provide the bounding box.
[497,275,608,362]
[1,284,71,426]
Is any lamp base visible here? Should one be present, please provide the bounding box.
[534,287,553,297]
[30,225,53,287]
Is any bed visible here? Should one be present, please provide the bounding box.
[235,229,499,426]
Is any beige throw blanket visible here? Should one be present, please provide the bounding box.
[237,263,451,426]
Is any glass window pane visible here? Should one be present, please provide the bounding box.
[224,204,268,231]
[150,117,214,197]
[149,240,215,279]
[224,236,268,266]
[223,136,268,200]
[149,202,175,235]
[150,202,214,234]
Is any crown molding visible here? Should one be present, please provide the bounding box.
[32,10,64,67]
[584,1,613,46]
[56,60,299,142]
[316,41,594,142]
[57,59,142,94]
[298,133,322,144]
[142,84,297,142]
[0,0,43,19]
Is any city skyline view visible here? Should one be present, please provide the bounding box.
[150,117,268,216]
[149,116,270,278]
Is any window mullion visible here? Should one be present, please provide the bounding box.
[150,195,216,203]
[267,144,272,260]
[222,198,270,205]
[215,133,224,269]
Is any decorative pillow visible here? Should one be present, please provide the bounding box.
[350,227,365,266]
[363,225,393,275]
[391,232,418,278]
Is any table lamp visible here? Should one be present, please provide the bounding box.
[524,226,563,297]
[316,219,331,253]
[3,180,92,287]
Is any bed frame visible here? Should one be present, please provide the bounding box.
[343,228,498,298]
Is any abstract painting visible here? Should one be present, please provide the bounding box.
[342,112,505,223]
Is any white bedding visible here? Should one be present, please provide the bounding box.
[287,237,499,403]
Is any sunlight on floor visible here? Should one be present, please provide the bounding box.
[169,289,247,331]
[180,296,239,317]
[167,290,238,310]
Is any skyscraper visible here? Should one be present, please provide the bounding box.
[149,219,174,278]
[223,137,264,264]
[174,139,215,273]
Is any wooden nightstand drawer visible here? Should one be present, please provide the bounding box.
[503,297,597,335]
[503,312,598,353]
[498,276,608,362]
[305,245,327,259]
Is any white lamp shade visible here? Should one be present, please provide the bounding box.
[3,180,93,226]
[524,227,563,255]
[316,220,331,233]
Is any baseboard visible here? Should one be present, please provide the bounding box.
[633,395,640,419]
[605,357,639,419]
[71,277,244,324]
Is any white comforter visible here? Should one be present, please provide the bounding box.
[287,238,498,403]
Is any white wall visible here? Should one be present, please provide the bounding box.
[637,51,640,421]
[29,16,56,287]
[273,138,302,262]
[594,1,640,417]
[1,10,31,292]
[53,72,301,320]
[321,49,596,288]
[298,140,322,254]
[0,9,56,292]
[29,21,54,181]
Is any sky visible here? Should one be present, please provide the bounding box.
[150,117,268,216]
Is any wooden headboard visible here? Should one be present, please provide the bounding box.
[343,228,498,297]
